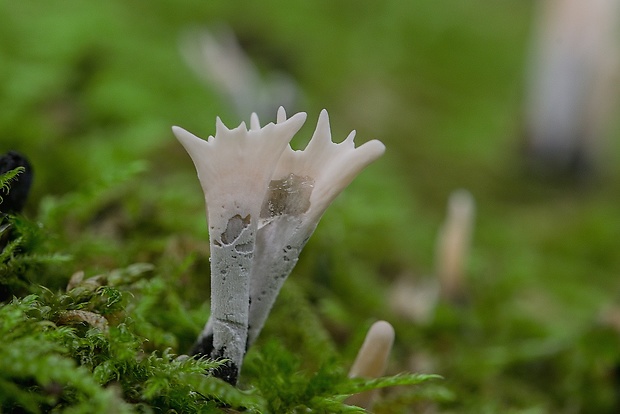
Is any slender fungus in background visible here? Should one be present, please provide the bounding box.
[180,26,299,119]
[346,320,395,409]
[524,0,620,176]
[173,108,306,384]
[435,189,475,303]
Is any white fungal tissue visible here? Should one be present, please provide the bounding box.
[346,320,395,409]
[173,107,385,384]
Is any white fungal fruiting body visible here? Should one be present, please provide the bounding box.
[174,107,384,383]
[346,320,395,409]
[271,110,386,226]
[524,0,620,171]
[435,189,475,301]
[348,321,395,378]
[173,110,306,382]
[247,109,386,345]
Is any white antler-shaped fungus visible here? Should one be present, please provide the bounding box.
[174,108,384,384]
[247,109,385,346]
[173,109,306,384]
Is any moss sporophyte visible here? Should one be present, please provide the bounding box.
[173,107,385,384]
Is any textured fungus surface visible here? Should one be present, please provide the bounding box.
[260,173,314,219]
[174,108,384,384]
[221,214,251,245]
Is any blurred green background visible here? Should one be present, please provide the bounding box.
[3,0,620,412]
